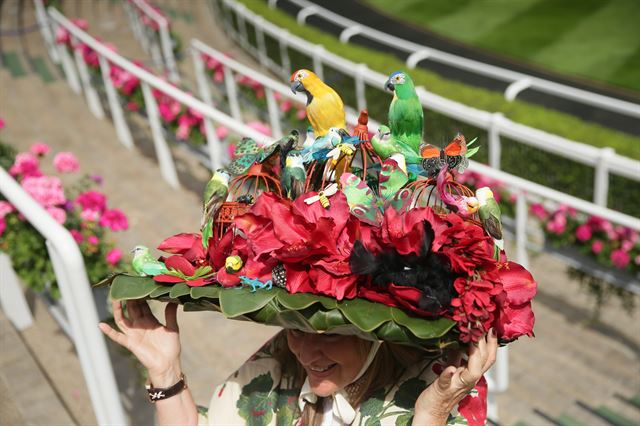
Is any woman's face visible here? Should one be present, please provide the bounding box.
[287,330,371,397]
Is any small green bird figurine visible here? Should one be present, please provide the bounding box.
[201,169,231,248]
[385,71,424,153]
[370,125,421,163]
[131,245,168,276]
[476,187,504,257]
[281,153,306,200]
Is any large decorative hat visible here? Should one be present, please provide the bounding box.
[101,70,536,352]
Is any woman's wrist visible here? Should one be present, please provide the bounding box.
[148,363,183,388]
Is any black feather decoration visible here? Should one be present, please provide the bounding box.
[349,221,456,314]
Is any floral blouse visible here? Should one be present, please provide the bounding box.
[198,336,481,426]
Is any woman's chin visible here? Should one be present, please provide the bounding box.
[309,380,339,397]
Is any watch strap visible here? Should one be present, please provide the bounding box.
[145,373,187,403]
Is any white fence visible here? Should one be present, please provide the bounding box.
[214,0,640,210]
[47,8,274,188]
[123,0,180,83]
[0,167,127,426]
[268,0,640,120]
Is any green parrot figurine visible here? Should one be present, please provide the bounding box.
[476,187,504,258]
[281,153,306,200]
[131,245,168,276]
[370,125,421,163]
[385,71,424,153]
[201,169,231,248]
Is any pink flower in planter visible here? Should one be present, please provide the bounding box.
[99,208,129,231]
[530,203,548,220]
[53,152,80,173]
[87,235,99,245]
[0,217,5,237]
[216,126,229,140]
[126,102,140,111]
[81,209,100,222]
[106,248,123,266]
[591,240,603,254]
[621,240,634,252]
[546,213,566,235]
[176,115,193,140]
[0,201,14,218]
[0,117,4,129]
[247,121,271,137]
[158,101,181,123]
[635,255,640,266]
[76,190,107,213]
[46,206,67,225]
[21,176,65,207]
[70,229,83,243]
[55,27,70,45]
[72,19,89,31]
[575,224,592,242]
[296,108,307,120]
[10,153,41,178]
[30,142,50,156]
[279,99,293,113]
[79,43,99,69]
[610,249,630,269]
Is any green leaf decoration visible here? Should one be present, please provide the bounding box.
[220,287,277,318]
[190,286,220,299]
[271,310,315,333]
[236,373,277,426]
[306,308,347,330]
[169,283,191,299]
[149,286,172,298]
[359,388,385,418]
[394,412,414,426]
[390,309,456,339]
[110,274,159,299]
[276,291,321,310]
[393,377,426,410]
[339,298,390,332]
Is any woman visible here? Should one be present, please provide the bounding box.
[100,299,498,426]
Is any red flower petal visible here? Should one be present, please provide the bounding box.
[153,274,184,283]
[498,262,537,305]
[458,375,487,426]
[158,233,200,255]
[165,255,196,276]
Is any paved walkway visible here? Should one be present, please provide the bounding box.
[1,1,638,425]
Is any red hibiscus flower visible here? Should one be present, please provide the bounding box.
[158,233,206,264]
[493,262,537,341]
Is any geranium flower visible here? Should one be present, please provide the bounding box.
[591,240,603,254]
[153,255,215,287]
[529,203,548,220]
[30,142,50,156]
[70,229,83,243]
[53,152,80,173]
[87,235,99,245]
[46,206,67,225]
[575,224,592,242]
[75,190,107,213]
[99,208,129,231]
[0,201,14,218]
[80,209,100,222]
[493,262,536,341]
[247,121,271,137]
[106,248,123,266]
[611,249,630,269]
[9,153,41,178]
[0,217,5,237]
[21,176,65,207]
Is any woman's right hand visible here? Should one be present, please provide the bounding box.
[99,300,182,387]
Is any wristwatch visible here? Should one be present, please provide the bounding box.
[145,373,187,403]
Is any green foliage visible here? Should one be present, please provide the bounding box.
[237,373,277,426]
[393,377,425,410]
[107,274,459,350]
[569,267,637,321]
[0,141,16,169]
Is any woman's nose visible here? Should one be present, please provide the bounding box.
[296,334,323,364]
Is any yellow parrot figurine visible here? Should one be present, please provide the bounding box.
[290,69,346,137]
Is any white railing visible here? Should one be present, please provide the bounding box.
[268,0,640,120]
[47,7,273,189]
[0,167,127,426]
[33,0,60,63]
[123,0,180,83]
[214,0,640,210]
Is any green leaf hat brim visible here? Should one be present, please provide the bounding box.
[105,273,459,352]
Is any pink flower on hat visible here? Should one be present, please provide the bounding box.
[53,152,80,173]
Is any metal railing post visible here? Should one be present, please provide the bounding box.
[140,82,180,188]
[148,28,164,70]
[223,67,242,122]
[265,87,283,138]
[594,147,614,207]
[236,10,249,50]
[204,118,224,171]
[488,112,503,170]
[255,17,268,67]
[33,0,60,63]
[279,29,292,78]
[159,21,180,83]
[355,63,368,112]
[98,56,134,150]
[0,167,127,426]
[312,45,324,81]
[515,192,529,269]
[52,26,82,93]
[73,41,106,120]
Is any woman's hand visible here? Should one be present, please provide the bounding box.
[413,329,498,426]
[99,300,182,387]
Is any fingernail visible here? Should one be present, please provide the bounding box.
[490,328,496,337]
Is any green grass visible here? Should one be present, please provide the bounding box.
[233,0,640,161]
[364,0,640,92]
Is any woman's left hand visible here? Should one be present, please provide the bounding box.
[413,329,498,425]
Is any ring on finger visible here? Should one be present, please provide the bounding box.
[459,373,471,388]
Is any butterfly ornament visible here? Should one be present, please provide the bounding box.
[420,134,478,178]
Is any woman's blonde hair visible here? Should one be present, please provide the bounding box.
[271,331,427,426]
